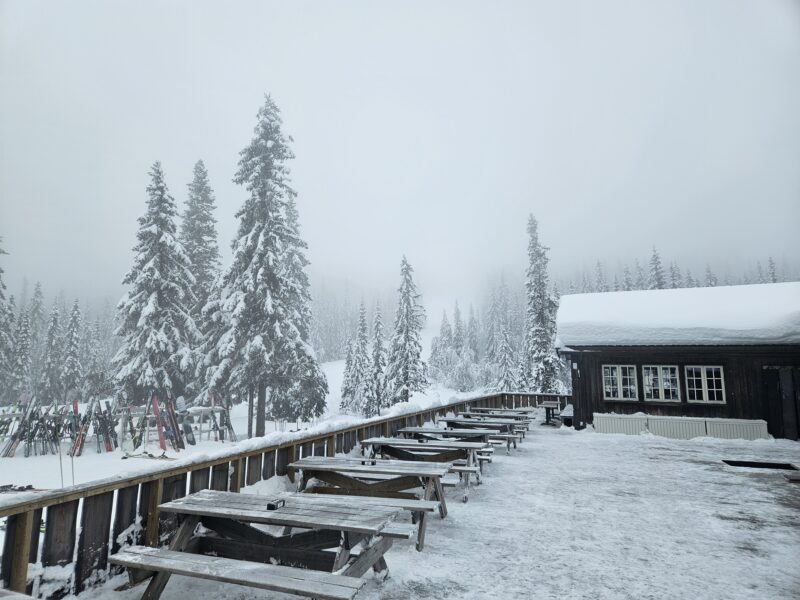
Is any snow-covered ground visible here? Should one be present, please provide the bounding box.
[70,415,799,600]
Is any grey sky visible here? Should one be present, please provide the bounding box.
[1,0,799,317]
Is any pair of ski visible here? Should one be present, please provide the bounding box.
[149,392,196,454]
[1,394,37,458]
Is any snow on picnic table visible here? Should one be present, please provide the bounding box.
[76,415,799,600]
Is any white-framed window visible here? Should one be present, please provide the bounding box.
[642,366,680,402]
[685,366,726,403]
[602,365,638,400]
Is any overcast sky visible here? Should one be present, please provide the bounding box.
[1,0,799,317]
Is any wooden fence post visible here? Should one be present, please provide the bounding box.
[143,479,163,547]
[7,510,33,592]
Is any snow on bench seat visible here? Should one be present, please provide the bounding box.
[0,590,31,598]
[110,546,365,600]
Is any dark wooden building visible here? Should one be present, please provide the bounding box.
[556,283,800,440]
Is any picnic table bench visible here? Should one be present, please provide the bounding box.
[458,411,532,429]
[289,456,452,551]
[398,426,496,443]
[110,488,403,600]
[0,590,31,599]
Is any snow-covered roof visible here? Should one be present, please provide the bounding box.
[556,282,800,347]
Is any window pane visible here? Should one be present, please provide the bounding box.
[706,367,724,402]
[603,366,619,399]
[621,366,637,399]
[662,367,679,400]
[643,367,659,400]
[686,367,703,401]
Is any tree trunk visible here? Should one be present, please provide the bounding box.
[247,388,253,439]
[256,384,267,437]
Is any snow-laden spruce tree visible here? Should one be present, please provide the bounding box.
[27,282,45,381]
[339,338,355,411]
[622,265,633,291]
[520,215,562,393]
[428,310,452,381]
[38,305,63,403]
[452,301,465,354]
[649,247,665,290]
[0,239,15,403]
[83,319,109,398]
[466,305,479,363]
[385,256,427,404]
[113,161,199,404]
[704,265,718,287]
[767,257,778,283]
[669,262,682,289]
[595,261,609,292]
[200,95,326,434]
[364,302,388,417]
[340,301,370,415]
[60,300,83,401]
[10,314,32,399]
[496,327,516,392]
[181,160,220,323]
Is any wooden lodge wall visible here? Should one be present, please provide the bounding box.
[0,391,568,598]
[565,345,800,438]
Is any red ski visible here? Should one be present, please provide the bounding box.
[151,392,167,452]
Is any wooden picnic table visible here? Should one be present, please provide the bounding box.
[468,406,536,415]
[110,488,405,600]
[458,411,532,425]
[289,456,452,550]
[440,417,524,451]
[361,436,487,496]
[540,400,561,425]
[398,426,497,443]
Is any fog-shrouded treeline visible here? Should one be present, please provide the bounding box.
[561,249,795,294]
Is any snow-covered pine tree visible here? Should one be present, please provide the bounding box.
[595,261,608,292]
[669,262,682,289]
[9,314,32,399]
[348,301,371,415]
[484,290,501,365]
[466,304,479,363]
[181,159,221,323]
[684,269,696,288]
[704,265,718,287]
[429,310,453,382]
[0,239,14,403]
[756,261,766,284]
[385,256,427,404]
[612,274,620,292]
[365,302,388,416]
[634,260,647,290]
[495,327,516,392]
[38,304,63,403]
[649,247,665,290]
[622,265,633,291]
[767,257,778,283]
[580,271,593,293]
[83,319,109,397]
[27,281,45,381]
[521,215,562,394]
[452,301,465,354]
[201,96,326,433]
[113,161,199,405]
[60,300,83,401]
[339,338,355,411]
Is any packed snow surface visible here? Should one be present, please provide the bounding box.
[71,417,799,600]
[557,282,800,347]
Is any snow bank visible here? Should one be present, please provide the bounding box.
[557,282,800,347]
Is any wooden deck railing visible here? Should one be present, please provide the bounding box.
[0,391,569,597]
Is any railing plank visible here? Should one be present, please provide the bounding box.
[261,450,275,480]
[189,468,210,494]
[41,500,78,599]
[74,492,113,593]
[246,454,262,486]
[211,463,228,491]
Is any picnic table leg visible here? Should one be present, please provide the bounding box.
[140,515,199,600]
[431,476,448,518]
[415,477,437,551]
[332,532,351,571]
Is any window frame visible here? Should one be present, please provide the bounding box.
[602,364,639,401]
[684,365,726,404]
[642,365,681,403]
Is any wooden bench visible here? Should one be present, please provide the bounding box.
[110,546,365,600]
[489,433,520,453]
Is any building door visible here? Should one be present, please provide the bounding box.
[763,367,799,440]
